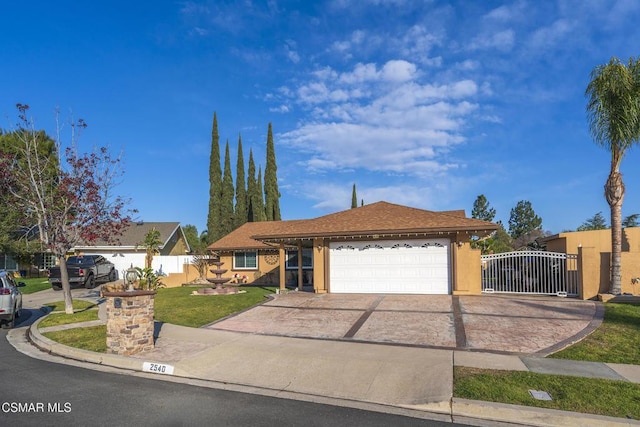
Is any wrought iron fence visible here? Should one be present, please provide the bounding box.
[481,251,578,297]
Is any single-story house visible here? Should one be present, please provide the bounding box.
[71,221,192,280]
[209,201,498,295]
[541,227,640,297]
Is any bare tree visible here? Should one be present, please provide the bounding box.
[0,104,135,313]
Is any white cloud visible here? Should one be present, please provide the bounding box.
[468,29,516,52]
[338,63,379,84]
[278,58,481,179]
[456,59,479,71]
[285,39,300,64]
[269,105,290,113]
[484,0,527,22]
[299,181,438,213]
[380,60,418,82]
[528,19,574,50]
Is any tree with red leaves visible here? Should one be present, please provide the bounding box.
[0,104,135,314]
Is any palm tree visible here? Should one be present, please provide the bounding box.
[586,56,640,294]
[141,228,162,269]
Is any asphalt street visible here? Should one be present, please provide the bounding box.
[0,311,467,427]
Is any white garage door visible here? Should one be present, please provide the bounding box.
[329,239,450,294]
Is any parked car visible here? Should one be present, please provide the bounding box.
[0,271,24,329]
[48,255,117,291]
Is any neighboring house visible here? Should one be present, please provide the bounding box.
[0,251,56,277]
[0,254,19,272]
[1,225,57,276]
[71,221,192,280]
[541,227,640,298]
[209,201,498,295]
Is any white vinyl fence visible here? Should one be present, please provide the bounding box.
[100,254,193,279]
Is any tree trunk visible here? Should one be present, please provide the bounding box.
[58,256,75,314]
[605,171,625,295]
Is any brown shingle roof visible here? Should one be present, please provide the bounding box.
[208,221,304,251]
[209,201,498,250]
[253,201,498,240]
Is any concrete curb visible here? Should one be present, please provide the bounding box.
[23,311,640,426]
[29,316,143,372]
[452,398,640,427]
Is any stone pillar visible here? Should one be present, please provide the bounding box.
[103,290,156,355]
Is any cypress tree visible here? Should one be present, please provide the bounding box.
[256,166,266,221]
[247,149,257,222]
[234,134,247,229]
[351,184,357,209]
[264,123,281,221]
[206,112,222,243]
[220,140,235,236]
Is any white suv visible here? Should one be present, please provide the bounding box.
[0,271,24,329]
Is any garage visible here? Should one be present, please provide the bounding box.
[329,239,450,294]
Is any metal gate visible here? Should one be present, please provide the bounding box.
[481,251,578,297]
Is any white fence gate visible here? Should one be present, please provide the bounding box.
[481,251,578,297]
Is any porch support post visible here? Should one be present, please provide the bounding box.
[297,241,303,291]
[279,242,286,291]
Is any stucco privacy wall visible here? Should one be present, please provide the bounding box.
[578,246,640,299]
[548,228,640,299]
[546,227,640,254]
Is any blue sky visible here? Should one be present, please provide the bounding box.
[3,0,640,235]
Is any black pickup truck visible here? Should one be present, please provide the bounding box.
[48,255,117,290]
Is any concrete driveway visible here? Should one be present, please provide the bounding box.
[207,293,601,355]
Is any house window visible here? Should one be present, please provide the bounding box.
[0,254,18,271]
[35,253,56,270]
[286,249,313,270]
[233,251,257,270]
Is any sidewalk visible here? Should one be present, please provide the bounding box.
[8,305,638,427]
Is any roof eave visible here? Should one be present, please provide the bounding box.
[252,225,498,241]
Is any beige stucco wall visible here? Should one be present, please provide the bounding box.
[214,251,281,285]
[313,238,327,293]
[552,228,640,298]
[577,246,640,299]
[452,235,482,295]
[549,227,640,254]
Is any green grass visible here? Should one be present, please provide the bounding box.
[17,277,52,294]
[154,286,277,327]
[43,300,97,312]
[549,302,640,364]
[42,325,107,353]
[454,367,640,419]
[38,309,100,328]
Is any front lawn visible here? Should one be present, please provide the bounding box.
[42,325,107,353]
[154,286,277,327]
[39,309,100,328]
[549,302,640,364]
[43,300,97,312]
[454,367,640,419]
[18,277,52,294]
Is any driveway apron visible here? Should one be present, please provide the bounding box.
[207,293,600,355]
